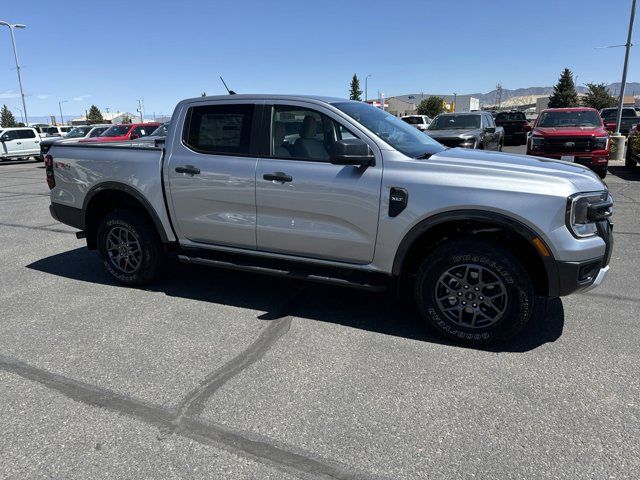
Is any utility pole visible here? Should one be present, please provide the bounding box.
[611,0,636,161]
[496,83,502,110]
[58,100,68,125]
[136,99,144,122]
[453,92,457,112]
[0,21,28,124]
[365,74,372,102]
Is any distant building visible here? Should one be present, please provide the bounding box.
[385,93,479,116]
[71,112,141,125]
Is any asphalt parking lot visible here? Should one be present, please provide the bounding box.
[1,150,638,479]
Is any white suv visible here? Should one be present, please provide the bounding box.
[0,127,41,160]
[401,114,431,131]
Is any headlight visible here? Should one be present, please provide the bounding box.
[566,191,613,238]
[459,137,476,147]
[530,136,545,150]
[594,136,609,150]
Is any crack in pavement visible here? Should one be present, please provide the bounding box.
[0,352,377,480]
[0,222,74,234]
[0,287,379,479]
[172,286,307,425]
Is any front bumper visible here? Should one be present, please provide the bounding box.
[554,219,613,296]
[528,150,609,167]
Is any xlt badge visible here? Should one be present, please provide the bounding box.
[389,187,408,217]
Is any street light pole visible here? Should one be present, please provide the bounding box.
[58,100,68,125]
[365,74,371,102]
[609,0,636,161]
[0,21,28,125]
[615,0,636,136]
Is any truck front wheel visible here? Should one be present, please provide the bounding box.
[414,239,535,346]
[97,209,165,285]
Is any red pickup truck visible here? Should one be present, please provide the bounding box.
[80,122,160,143]
[526,107,610,178]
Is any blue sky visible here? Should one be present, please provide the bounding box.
[0,0,638,120]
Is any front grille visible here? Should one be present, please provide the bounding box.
[542,136,595,153]
[438,138,465,148]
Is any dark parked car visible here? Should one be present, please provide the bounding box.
[599,107,638,135]
[426,112,504,150]
[625,123,640,169]
[494,111,531,145]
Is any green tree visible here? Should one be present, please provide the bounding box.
[417,96,445,118]
[121,114,132,124]
[201,91,207,97]
[582,83,617,110]
[1,105,17,127]
[86,105,104,124]
[349,74,362,101]
[548,68,578,108]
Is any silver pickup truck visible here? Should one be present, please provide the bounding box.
[46,94,613,345]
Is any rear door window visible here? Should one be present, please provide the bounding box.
[184,104,255,155]
[17,129,36,139]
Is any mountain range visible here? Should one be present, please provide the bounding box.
[471,82,640,106]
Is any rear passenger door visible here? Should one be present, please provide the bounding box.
[16,129,40,155]
[166,100,259,249]
[255,102,382,264]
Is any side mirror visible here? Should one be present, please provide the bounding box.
[130,133,139,140]
[523,124,532,132]
[330,138,375,166]
[0,135,8,142]
[485,126,496,133]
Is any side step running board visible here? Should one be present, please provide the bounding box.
[177,254,387,292]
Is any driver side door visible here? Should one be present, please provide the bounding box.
[255,102,383,264]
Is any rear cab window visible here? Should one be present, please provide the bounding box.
[183,103,255,155]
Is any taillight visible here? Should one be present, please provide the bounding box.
[44,154,55,189]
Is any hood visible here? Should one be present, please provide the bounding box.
[80,135,129,143]
[40,137,63,146]
[532,126,607,137]
[430,147,606,193]
[426,128,482,139]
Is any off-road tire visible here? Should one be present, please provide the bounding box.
[97,209,165,285]
[414,238,535,346]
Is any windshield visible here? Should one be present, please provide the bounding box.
[538,110,602,127]
[429,114,481,130]
[332,102,445,158]
[600,108,637,118]
[66,126,92,138]
[150,123,168,136]
[43,127,59,135]
[402,116,424,125]
[101,125,132,137]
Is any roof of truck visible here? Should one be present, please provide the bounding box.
[183,94,353,104]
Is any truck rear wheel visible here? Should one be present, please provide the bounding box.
[414,238,534,346]
[97,209,165,285]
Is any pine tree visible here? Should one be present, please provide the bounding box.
[349,74,363,101]
[582,83,617,110]
[86,105,104,124]
[1,105,17,128]
[548,68,578,108]
[417,96,445,118]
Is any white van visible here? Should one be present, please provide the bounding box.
[0,127,41,160]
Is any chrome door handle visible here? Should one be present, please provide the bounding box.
[263,172,292,183]
[175,165,200,175]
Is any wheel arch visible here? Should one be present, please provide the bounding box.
[392,210,560,297]
[83,182,169,250]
